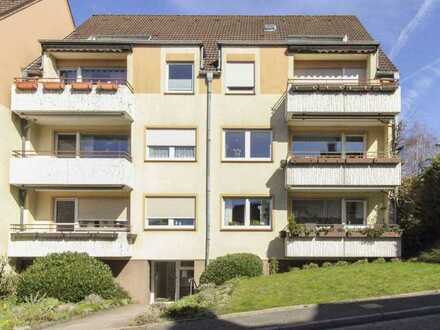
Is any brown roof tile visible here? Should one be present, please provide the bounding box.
[0,0,38,18]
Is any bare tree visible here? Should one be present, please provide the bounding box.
[400,120,439,177]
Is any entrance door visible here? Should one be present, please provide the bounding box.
[54,198,76,231]
[179,261,195,298]
[153,262,176,302]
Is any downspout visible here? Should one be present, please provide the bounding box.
[19,118,30,230]
[205,71,213,267]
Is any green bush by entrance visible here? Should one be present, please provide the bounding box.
[16,252,128,303]
[200,253,263,285]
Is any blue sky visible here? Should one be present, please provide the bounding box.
[69,0,440,137]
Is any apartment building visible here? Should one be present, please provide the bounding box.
[7,15,401,304]
[0,0,74,255]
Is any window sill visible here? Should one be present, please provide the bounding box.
[144,227,196,231]
[221,158,273,163]
[225,91,256,95]
[164,91,195,95]
[220,226,272,232]
[144,159,197,163]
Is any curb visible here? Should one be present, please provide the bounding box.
[262,305,440,330]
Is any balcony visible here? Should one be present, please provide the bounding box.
[10,151,133,190]
[282,224,401,258]
[286,79,401,121]
[8,221,135,258]
[11,78,133,126]
[285,153,401,190]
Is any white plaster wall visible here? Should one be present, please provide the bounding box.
[8,232,132,258]
[11,84,134,117]
[285,237,401,258]
[287,87,401,114]
[10,157,134,187]
[286,163,401,187]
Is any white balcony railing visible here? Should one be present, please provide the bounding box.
[8,221,134,258]
[286,79,401,117]
[11,78,133,122]
[285,155,401,189]
[10,152,133,189]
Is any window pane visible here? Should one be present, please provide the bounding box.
[173,218,195,226]
[148,218,169,226]
[60,69,77,83]
[249,198,271,226]
[57,134,76,157]
[293,199,342,224]
[175,146,195,159]
[149,146,170,159]
[168,64,193,91]
[292,136,341,157]
[345,201,365,225]
[224,199,245,226]
[346,136,364,157]
[80,135,129,157]
[250,131,271,158]
[82,68,127,83]
[225,131,245,158]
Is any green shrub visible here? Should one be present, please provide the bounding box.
[419,248,440,263]
[269,259,279,275]
[322,262,333,268]
[302,263,319,270]
[200,254,263,285]
[353,259,369,265]
[335,261,349,267]
[0,256,18,298]
[17,252,128,303]
[288,267,301,272]
[372,258,386,264]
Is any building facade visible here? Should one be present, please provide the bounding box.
[7,15,401,303]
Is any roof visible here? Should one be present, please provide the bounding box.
[0,0,38,19]
[65,15,397,72]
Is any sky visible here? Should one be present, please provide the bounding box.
[68,0,440,137]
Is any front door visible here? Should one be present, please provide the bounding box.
[152,261,195,302]
[54,198,76,231]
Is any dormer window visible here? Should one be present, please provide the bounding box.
[264,24,277,32]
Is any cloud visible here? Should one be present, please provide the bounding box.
[390,0,437,59]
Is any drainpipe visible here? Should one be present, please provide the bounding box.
[19,189,27,230]
[205,71,213,267]
[19,118,30,230]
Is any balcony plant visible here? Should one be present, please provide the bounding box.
[96,81,119,91]
[15,79,38,91]
[43,81,65,91]
[71,81,92,91]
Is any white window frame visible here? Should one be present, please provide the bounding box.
[343,134,367,157]
[166,62,194,93]
[55,132,79,157]
[223,129,272,161]
[222,197,272,230]
[225,61,255,94]
[53,198,78,223]
[145,217,195,230]
[343,199,367,228]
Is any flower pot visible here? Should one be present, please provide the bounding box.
[96,82,118,91]
[71,82,92,91]
[43,81,65,91]
[16,80,38,91]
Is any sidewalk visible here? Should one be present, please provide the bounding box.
[133,291,440,330]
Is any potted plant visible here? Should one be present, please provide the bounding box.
[71,81,92,91]
[96,81,118,91]
[15,79,38,91]
[43,81,65,91]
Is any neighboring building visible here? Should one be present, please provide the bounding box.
[7,15,401,303]
[0,0,74,255]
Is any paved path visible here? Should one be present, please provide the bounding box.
[336,313,440,330]
[138,291,440,330]
[43,304,146,330]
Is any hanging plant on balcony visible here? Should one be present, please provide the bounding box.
[43,81,65,91]
[96,81,118,91]
[283,214,312,238]
[71,81,92,91]
[15,79,38,91]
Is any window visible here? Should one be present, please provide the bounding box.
[292,136,341,157]
[223,197,271,228]
[294,66,366,84]
[167,63,193,92]
[345,136,365,157]
[59,69,77,83]
[145,196,196,229]
[80,134,129,158]
[292,199,366,226]
[224,130,271,161]
[56,134,77,157]
[82,68,127,84]
[293,199,342,225]
[225,62,255,93]
[345,200,366,225]
[146,129,196,161]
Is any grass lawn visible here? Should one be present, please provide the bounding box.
[220,262,440,314]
